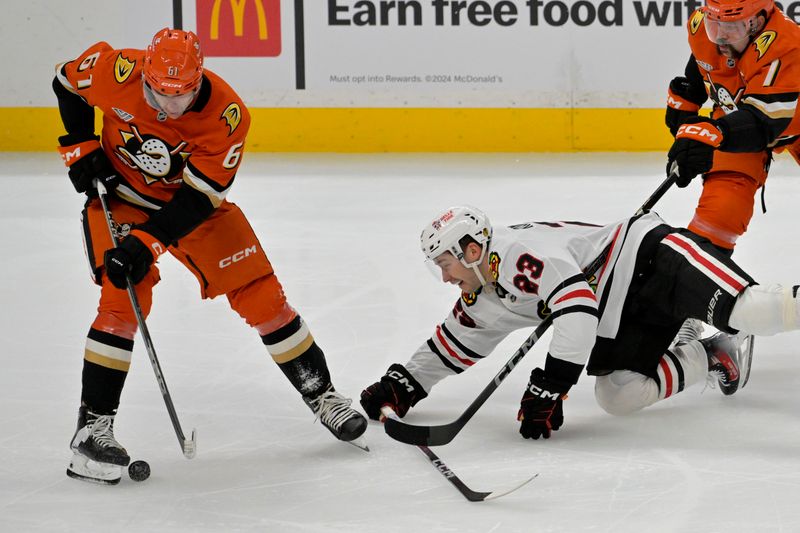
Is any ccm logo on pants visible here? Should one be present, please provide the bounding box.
[219,245,257,269]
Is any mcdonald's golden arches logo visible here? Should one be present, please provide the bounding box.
[196,0,281,57]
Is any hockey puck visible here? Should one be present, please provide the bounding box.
[128,460,151,482]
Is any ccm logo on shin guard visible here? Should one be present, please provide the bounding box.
[219,245,257,268]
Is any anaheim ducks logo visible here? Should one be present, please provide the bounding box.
[114,54,136,83]
[709,83,744,114]
[115,125,191,185]
[753,31,777,60]
[689,10,704,35]
[221,103,242,135]
[488,252,501,281]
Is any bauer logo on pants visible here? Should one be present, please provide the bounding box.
[196,0,281,57]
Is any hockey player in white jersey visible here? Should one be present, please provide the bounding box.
[361,206,799,439]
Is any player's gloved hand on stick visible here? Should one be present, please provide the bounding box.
[360,363,428,420]
[57,134,119,197]
[104,229,165,289]
[518,367,571,440]
[666,116,723,188]
[665,76,704,136]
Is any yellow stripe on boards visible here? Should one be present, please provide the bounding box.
[0,107,673,152]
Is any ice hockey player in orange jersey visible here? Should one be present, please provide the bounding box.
[666,0,800,253]
[54,28,366,485]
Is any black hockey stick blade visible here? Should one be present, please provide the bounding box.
[384,416,458,447]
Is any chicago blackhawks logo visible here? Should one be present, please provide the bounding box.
[461,286,481,306]
[115,125,190,184]
[488,252,501,281]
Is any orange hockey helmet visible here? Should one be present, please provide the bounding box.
[705,0,774,22]
[143,28,204,96]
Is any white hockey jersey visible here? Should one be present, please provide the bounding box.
[405,211,666,392]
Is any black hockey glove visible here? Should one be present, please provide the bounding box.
[666,116,723,188]
[360,363,428,420]
[104,229,165,289]
[665,76,705,136]
[57,134,119,197]
[518,368,571,440]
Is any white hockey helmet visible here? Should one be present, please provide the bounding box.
[420,206,492,265]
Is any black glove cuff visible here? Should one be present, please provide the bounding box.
[385,363,428,406]
[543,354,583,387]
[58,132,99,147]
[668,76,707,107]
[530,367,572,397]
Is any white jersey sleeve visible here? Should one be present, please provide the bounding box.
[405,292,518,392]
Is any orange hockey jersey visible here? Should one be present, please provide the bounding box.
[55,41,251,213]
[686,8,800,161]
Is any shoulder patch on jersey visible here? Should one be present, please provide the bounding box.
[753,31,777,60]
[537,300,551,320]
[461,286,481,306]
[689,10,704,35]
[488,251,501,281]
[112,107,134,122]
[114,53,136,83]
[697,60,714,72]
[221,103,242,135]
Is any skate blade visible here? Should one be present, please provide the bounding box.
[739,335,755,389]
[67,453,123,485]
[345,435,370,452]
[66,467,121,485]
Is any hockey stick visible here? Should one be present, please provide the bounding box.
[380,408,536,502]
[385,174,677,447]
[95,180,197,459]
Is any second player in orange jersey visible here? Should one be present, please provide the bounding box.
[665,0,800,252]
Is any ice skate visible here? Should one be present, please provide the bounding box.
[66,406,129,484]
[702,332,743,396]
[304,385,369,451]
[66,453,124,485]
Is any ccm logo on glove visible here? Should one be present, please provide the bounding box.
[675,122,723,147]
[526,383,562,401]
[387,369,416,393]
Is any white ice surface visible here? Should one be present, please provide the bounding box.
[1,152,798,532]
